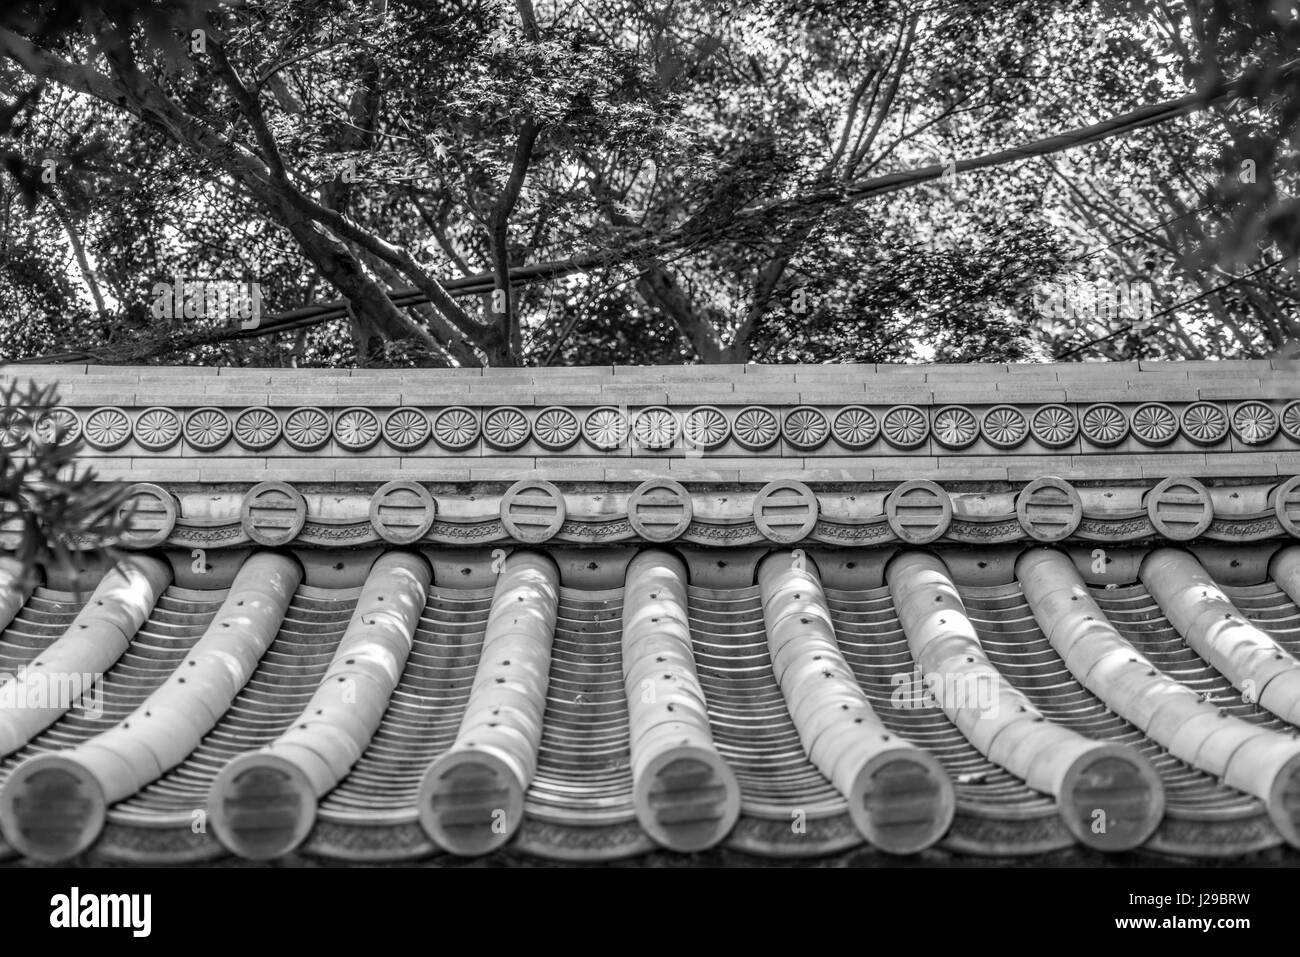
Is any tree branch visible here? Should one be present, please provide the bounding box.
[44,192,108,323]
[488,117,541,363]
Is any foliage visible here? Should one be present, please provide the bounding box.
[0,0,1296,367]
[0,379,129,576]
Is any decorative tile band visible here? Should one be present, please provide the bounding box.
[43,474,1299,552]
[9,399,1299,456]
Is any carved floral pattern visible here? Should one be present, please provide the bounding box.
[1131,403,1179,446]
[682,406,730,450]
[34,407,80,446]
[27,398,1300,461]
[583,406,629,450]
[0,409,28,451]
[1282,401,1300,443]
[183,407,231,451]
[1081,403,1128,446]
[233,407,281,451]
[733,406,780,450]
[782,406,830,450]
[83,407,131,451]
[1030,404,1077,448]
[134,407,182,451]
[1231,401,1279,444]
[632,407,679,450]
[284,407,331,451]
[532,406,580,450]
[483,406,530,450]
[1180,402,1228,445]
[384,407,431,451]
[334,407,381,451]
[432,407,479,451]
[932,406,978,449]
[831,406,878,449]
[881,405,928,449]
[982,405,1028,449]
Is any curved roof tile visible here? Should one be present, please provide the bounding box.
[0,539,1294,862]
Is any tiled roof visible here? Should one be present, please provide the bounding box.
[0,358,1298,863]
[0,541,1299,863]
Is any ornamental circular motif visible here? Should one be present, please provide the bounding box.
[1282,401,1300,443]
[682,406,729,450]
[1146,476,1212,540]
[1131,403,1179,446]
[752,481,819,544]
[1179,402,1228,446]
[500,479,566,543]
[1231,401,1278,444]
[383,408,431,451]
[831,406,878,450]
[0,409,27,451]
[183,407,232,451]
[369,480,436,545]
[117,483,177,549]
[881,405,928,450]
[83,407,131,451]
[633,407,680,450]
[532,406,579,450]
[981,405,1029,449]
[483,406,530,451]
[283,407,331,451]
[334,407,381,451]
[782,406,830,451]
[1015,476,1083,542]
[732,406,780,451]
[1273,474,1300,537]
[885,480,953,545]
[133,407,181,451]
[1081,403,1128,447]
[433,407,480,451]
[931,406,979,450]
[240,481,307,547]
[34,407,80,446]
[1030,404,1078,448]
[627,479,694,542]
[583,406,630,451]
[233,407,281,451]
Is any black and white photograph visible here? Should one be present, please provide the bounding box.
[0,0,1296,933]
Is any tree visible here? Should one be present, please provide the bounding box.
[1,0,1297,367]
[1042,0,1300,360]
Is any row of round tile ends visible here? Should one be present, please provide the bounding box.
[121,473,1300,550]
[11,398,1300,454]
